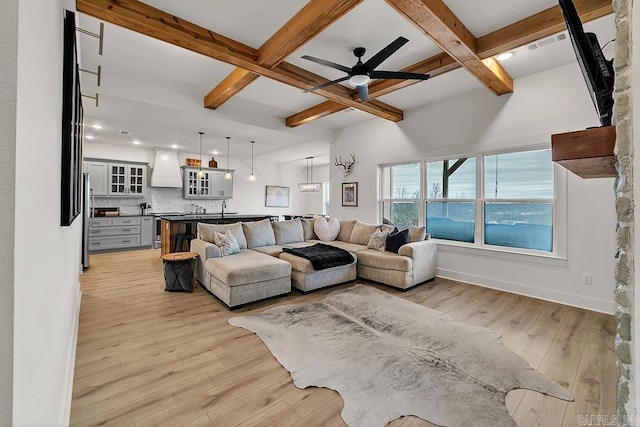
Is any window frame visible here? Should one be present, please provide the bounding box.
[378,161,424,228]
[378,145,567,263]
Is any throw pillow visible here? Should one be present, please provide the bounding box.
[337,220,356,242]
[301,218,317,240]
[350,220,380,246]
[242,218,276,248]
[314,216,340,241]
[198,222,247,249]
[272,218,304,244]
[386,228,410,253]
[213,230,240,256]
[409,226,427,242]
[367,228,387,252]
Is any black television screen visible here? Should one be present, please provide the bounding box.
[559,0,614,126]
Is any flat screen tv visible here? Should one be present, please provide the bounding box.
[558,0,614,126]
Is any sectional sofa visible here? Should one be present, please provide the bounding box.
[190,217,437,308]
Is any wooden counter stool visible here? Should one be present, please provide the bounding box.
[161,251,199,292]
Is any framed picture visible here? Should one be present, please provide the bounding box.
[265,185,290,207]
[342,182,358,207]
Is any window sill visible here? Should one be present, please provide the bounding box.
[433,239,567,267]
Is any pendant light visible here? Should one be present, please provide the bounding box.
[248,140,256,182]
[298,156,322,192]
[224,136,232,180]
[196,131,205,178]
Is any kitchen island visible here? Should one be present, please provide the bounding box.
[159,214,275,255]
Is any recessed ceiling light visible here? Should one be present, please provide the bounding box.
[132,140,141,145]
[212,150,219,155]
[496,52,515,61]
[85,135,95,140]
[170,144,178,149]
[91,123,103,129]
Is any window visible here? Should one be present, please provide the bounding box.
[323,181,330,216]
[483,150,554,252]
[380,163,421,229]
[426,158,476,242]
[379,148,558,255]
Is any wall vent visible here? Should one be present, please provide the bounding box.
[119,130,131,136]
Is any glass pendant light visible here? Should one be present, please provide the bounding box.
[298,156,322,192]
[248,140,256,182]
[224,136,232,180]
[196,131,205,178]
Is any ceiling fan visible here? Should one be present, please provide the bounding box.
[301,36,430,102]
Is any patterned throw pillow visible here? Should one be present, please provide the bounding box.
[367,228,387,252]
[214,230,240,256]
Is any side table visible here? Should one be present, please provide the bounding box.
[161,251,199,292]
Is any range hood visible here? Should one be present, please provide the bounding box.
[150,150,182,187]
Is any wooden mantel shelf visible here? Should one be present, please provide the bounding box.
[551,126,617,179]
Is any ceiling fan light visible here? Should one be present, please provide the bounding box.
[349,74,370,86]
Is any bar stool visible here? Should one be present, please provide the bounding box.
[174,223,195,252]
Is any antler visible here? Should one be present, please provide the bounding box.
[334,153,356,176]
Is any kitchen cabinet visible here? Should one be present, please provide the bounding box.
[89,216,153,252]
[140,216,153,247]
[182,167,233,199]
[108,163,147,197]
[83,159,148,198]
[85,161,108,196]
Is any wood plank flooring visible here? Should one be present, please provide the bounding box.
[72,249,617,426]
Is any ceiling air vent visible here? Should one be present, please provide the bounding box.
[119,130,131,136]
[527,32,567,51]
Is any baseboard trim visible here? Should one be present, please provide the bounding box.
[58,284,81,427]
[436,268,616,314]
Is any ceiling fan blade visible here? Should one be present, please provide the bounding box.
[356,84,369,102]
[363,36,409,70]
[370,70,431,80]
[304,76,350,93]
[301,55,351,73]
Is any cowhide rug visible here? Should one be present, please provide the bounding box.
[229,285,573,427]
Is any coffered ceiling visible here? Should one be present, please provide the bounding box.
[76,0,615,165]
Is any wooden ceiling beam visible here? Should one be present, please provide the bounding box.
[204,0,363,110]
[286,0,612,127]
[77,0,403,122]
[385,0,513,96]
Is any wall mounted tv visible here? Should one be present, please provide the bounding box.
[558,0,614,127]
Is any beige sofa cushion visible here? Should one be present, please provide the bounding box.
[206,250,290,287]
[311,239,368,253]
[337,220,356,242]
[272,218,304,244]
[301,218,317,240]
[198,222,247,250]
[409,226,426,242]
[356,249,412,272]
[349,220,379,245]
[242,218,276,248]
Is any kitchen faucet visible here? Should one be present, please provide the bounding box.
[221,200,226,219]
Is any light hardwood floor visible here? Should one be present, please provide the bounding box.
[72,248,617,426]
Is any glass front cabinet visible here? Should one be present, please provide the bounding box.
[108,163,146,197]
[182,166,233,199]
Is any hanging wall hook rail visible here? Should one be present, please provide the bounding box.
[82,93,99,107]
[76,22,104,55]
[79,65,101,86]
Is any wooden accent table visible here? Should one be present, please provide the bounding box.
[161,252,199,292]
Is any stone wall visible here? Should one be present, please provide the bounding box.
[613,0,634,421]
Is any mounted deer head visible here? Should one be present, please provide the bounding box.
[335,153,356,177]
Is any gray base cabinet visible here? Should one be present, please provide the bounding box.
[89,216,153,252]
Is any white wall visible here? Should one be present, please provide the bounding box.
[84,142,329,217]
[0,0,18,424]
[13,0,82,425]
[330,62,617,313]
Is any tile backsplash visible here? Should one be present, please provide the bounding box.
[92,187,229,215]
